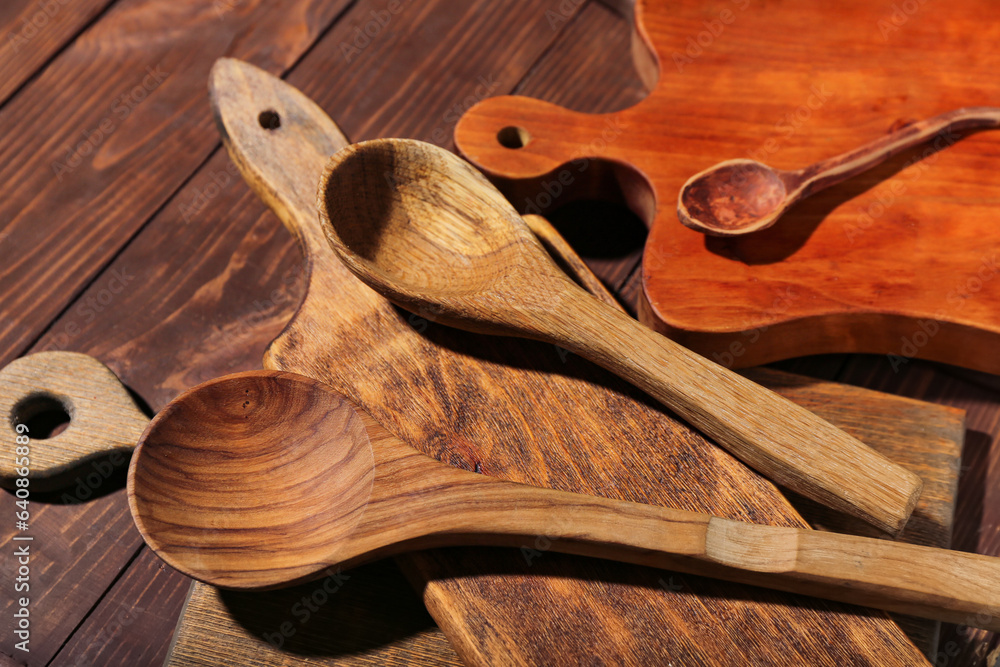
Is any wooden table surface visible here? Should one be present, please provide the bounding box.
[1,1,998,665]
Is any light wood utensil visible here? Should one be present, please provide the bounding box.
[318,138,922,536]
[678,107,1000,236]
[0,351,147,491]
[127,369,999,631]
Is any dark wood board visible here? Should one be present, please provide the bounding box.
[0,0,995,664]
[0,0,354,370]
[454,0,1000,374]
[0,0,116,105]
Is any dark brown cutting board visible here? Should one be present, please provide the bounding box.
[169,59,957,666]
[454,0,1000,372]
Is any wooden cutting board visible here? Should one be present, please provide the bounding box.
[454,0,1000,371]
[174,58,952,666]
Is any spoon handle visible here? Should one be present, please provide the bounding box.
[543,285,922,536]
[424,466,1000,632]
[793,106,1000,196]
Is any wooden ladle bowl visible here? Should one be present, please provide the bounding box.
[128,371,375,589]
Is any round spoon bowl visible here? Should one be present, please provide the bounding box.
[127,372,375,589]
[678,159,788,235]
[320,139,539,300]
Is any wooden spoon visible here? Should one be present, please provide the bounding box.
[126,370,1000,631]
[677,107,1000,236]
[318,138,922,536]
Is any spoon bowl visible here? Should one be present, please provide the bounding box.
[677,159,790,235]
[128,372,375,589]
[321,139,561,334]
[126,370,1000,632]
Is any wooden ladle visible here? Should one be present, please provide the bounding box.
[318,138,921,536]
[677,107,1000,236]
[127,370,1000,631]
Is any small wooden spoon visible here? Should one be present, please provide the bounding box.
[677,107,1000,236]
[318,138,921,536]
[127,370,1000,631]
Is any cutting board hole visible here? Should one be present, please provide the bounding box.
[497,126,530,149]
[11,393,71,440]
[258,109,281,130]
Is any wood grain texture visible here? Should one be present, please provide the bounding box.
[47,546,191,667]
[168,559,462,667]
[0,0,977,663]
[678,108,1000,235]
[0,4,609,665]
[0,351,148,490]
[454,0,1000,372]
[0,0,352,370]
[0,0,115,105]
[215,59,931,666]
[320,137,922,535]
[131,370,999,629]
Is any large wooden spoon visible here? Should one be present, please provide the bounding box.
[317,138,921,536]
[678,107,1000,236]
[126,370,1000,631]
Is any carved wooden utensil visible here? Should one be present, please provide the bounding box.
[127,369,999,631]
[0,351,147,491]
[453,0,1000,372]
[211,58,933,666]
[678,107,1000,236]
[318,137,921,536]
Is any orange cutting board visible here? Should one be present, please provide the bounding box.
[455,0,1000,371]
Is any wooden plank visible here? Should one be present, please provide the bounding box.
[168,560,462,667]
[0,0,117,105]
[834,357,1000,666]
[0,490,140,664]
[1,1,596,664]
[48,546,190,667]
[0,0,353,369]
